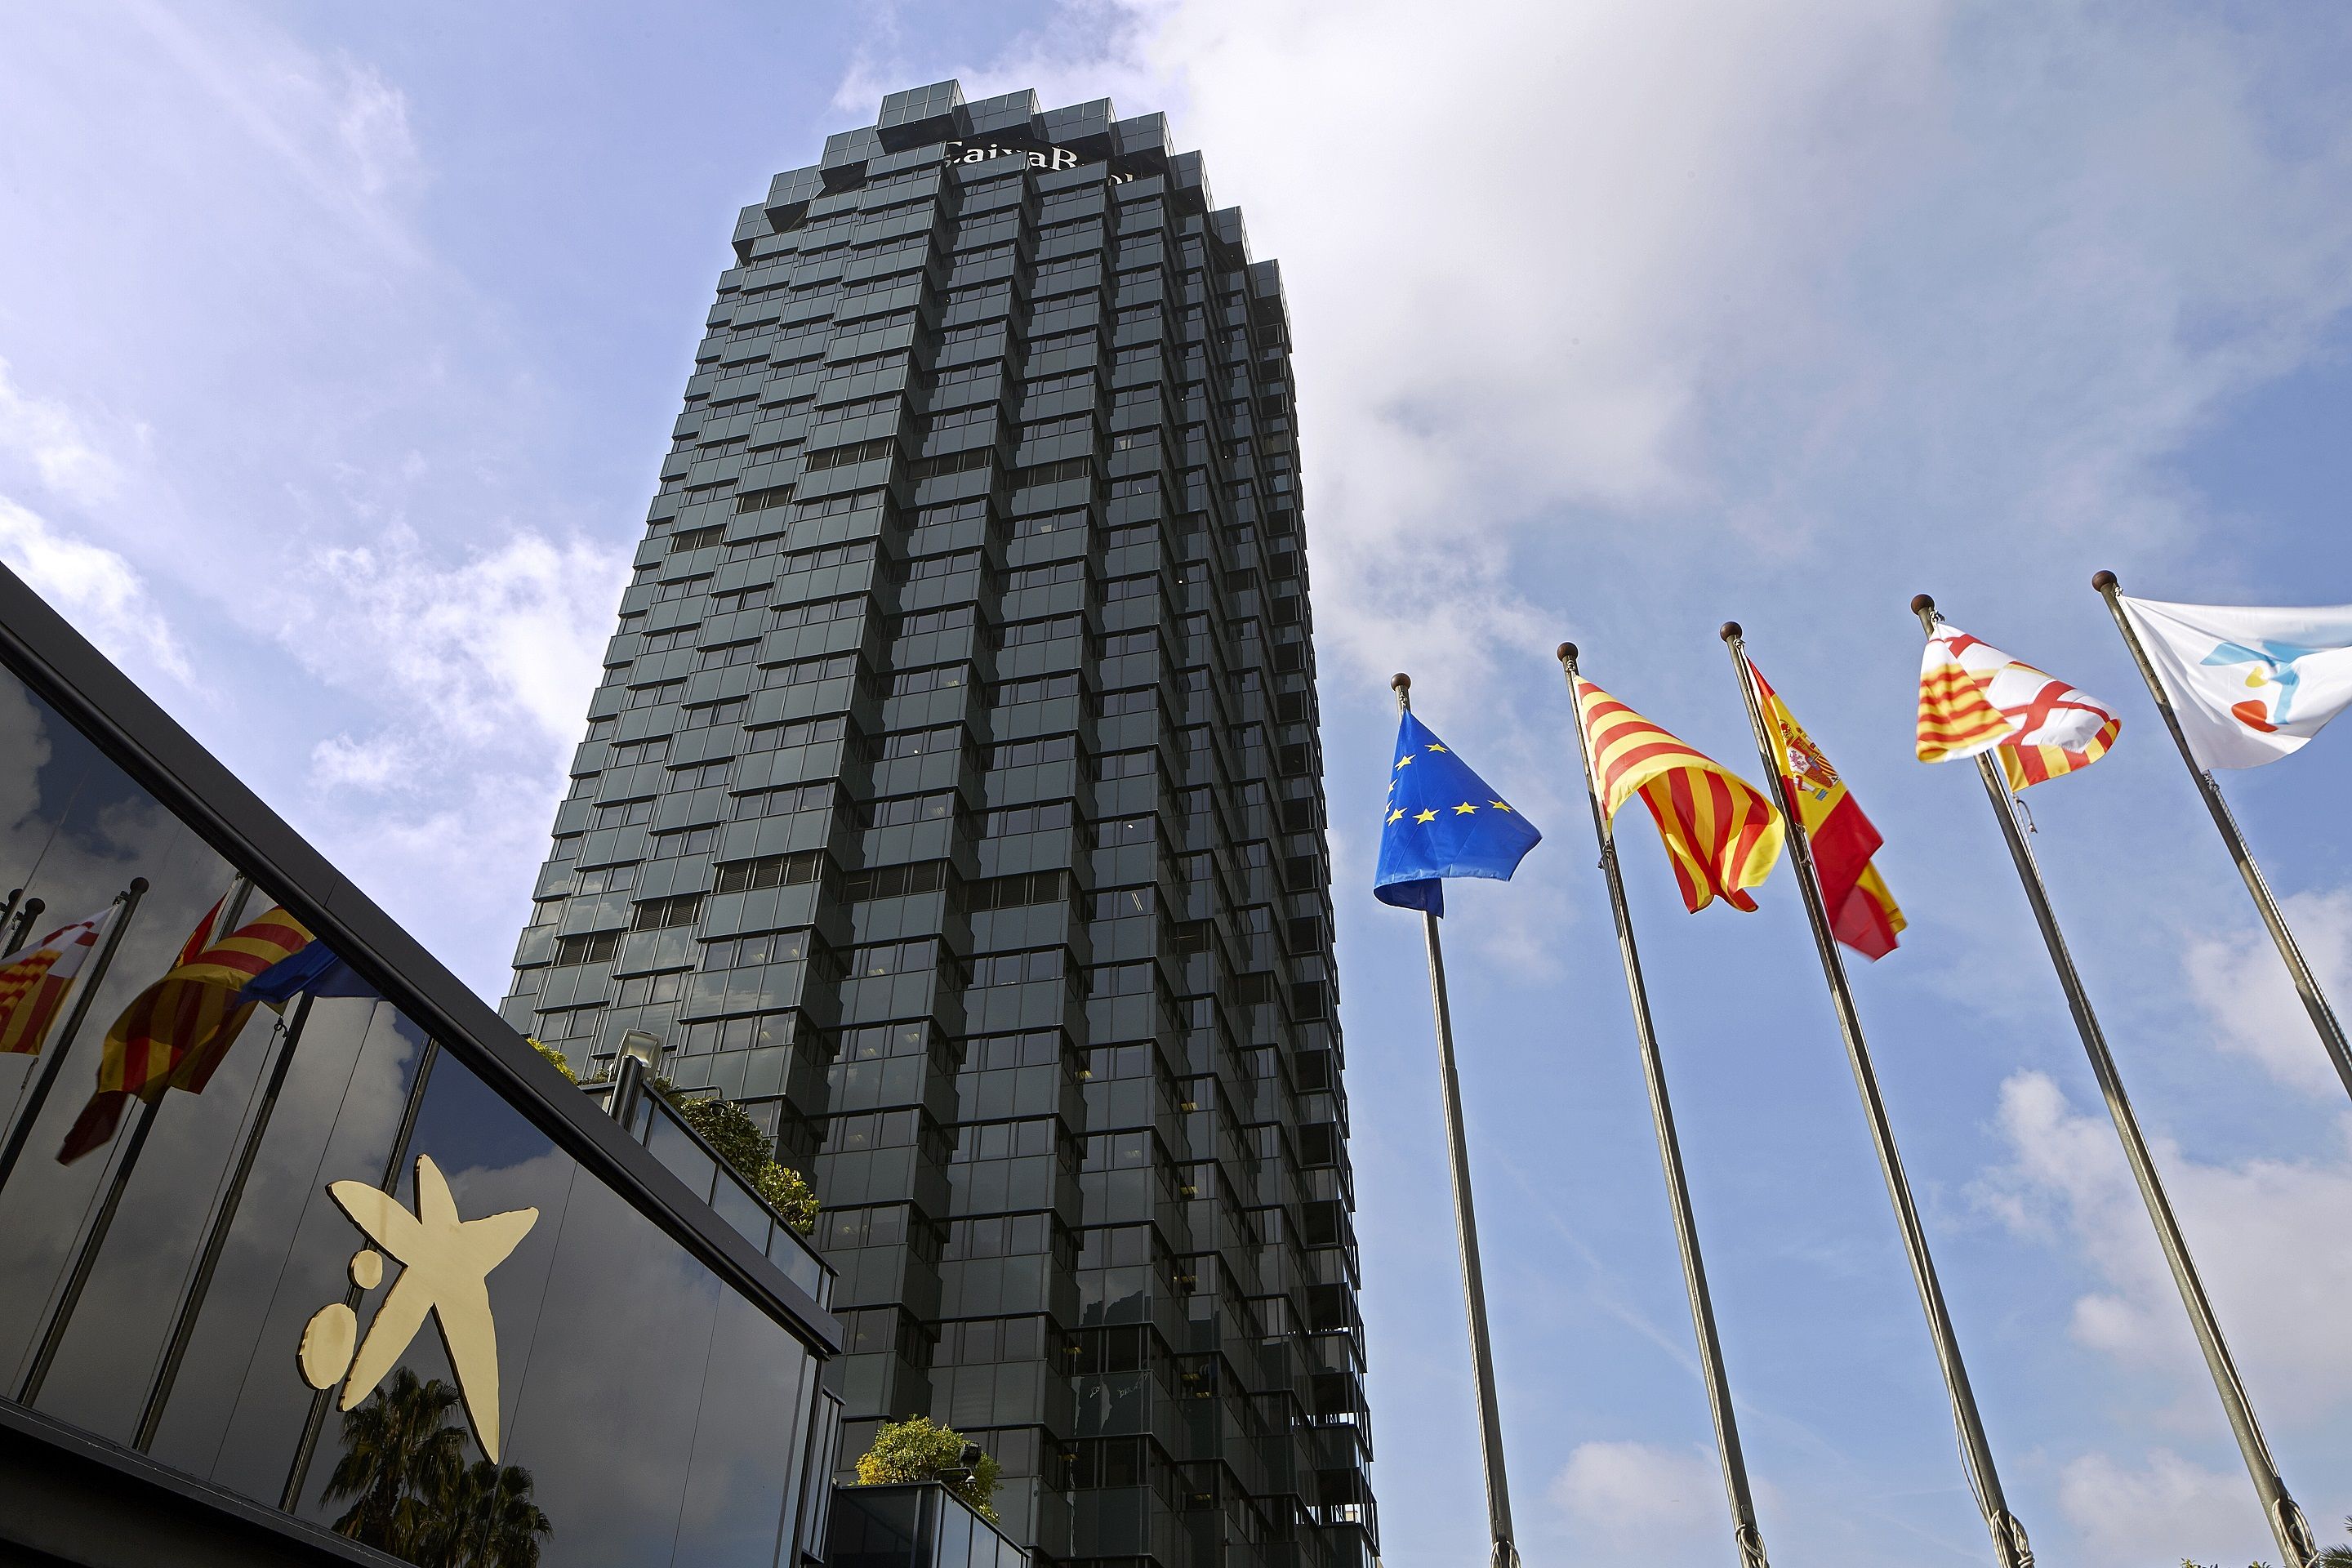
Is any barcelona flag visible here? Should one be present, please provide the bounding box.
[0,906,114,1057]
[1916,624,2120,789]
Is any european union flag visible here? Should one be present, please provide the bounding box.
[1374,711,1542,915]
[241,940,378,1006]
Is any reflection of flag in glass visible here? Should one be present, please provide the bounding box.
[2120,596,2352,770]
[1374,710,1542,916]
[242,938,376,1005]
[59,906,313,1163]
[1916,624,2119,789]
[1749,662,1905,959]
[0,906,115,1056]
[1577,675,1784,913]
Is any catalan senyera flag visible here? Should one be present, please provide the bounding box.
[0,906,117,1057]
[1576,676,1784,913]
[58,904,313,1164]
[1748,662,1906,959]
[1917,624,2121,789]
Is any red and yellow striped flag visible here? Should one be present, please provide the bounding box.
[59,904,312,1163]
[1577,676,1784,913]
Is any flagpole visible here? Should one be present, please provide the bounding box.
[1722,625,2030,1568]
[1913,594,2316,1568]
[0,878,146,1200]
[3,895,43,957]
[283,1036,440,1512]
[1557,644,1772,1568]
[135,988,326,1450]
[20,876,255,1405]
[1392,672,1521,1568]
[2090,569,2352,1103]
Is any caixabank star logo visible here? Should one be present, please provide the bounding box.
[297,1154,538,1461]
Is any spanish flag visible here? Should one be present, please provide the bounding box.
[1577,676,1784,912]
[58,903,313,1163]
[0,906,115,1057]
[1748,662,1906,959]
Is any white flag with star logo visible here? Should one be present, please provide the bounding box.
[2123,595,2352,768]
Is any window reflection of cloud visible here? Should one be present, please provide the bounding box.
[145,1002,422,1491]
[501,1175,724,1568]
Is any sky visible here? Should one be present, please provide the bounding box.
[6,2,2352,1564]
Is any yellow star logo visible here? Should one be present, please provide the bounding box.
[1426,743,1447,753]
[1394,754,1414,769]
[1490,801,1512,813]
[1387,808,1405,823]
[311,1156,539,1462]
[1453,801,1478,815]
[1414,808,1437,824]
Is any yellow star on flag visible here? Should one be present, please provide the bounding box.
[1452,802,1478,814]
[1395,755,1414,769]
[1490,801,1512,813]
[1387,808,1405,824]
[1414,808,1437,824]
[1426,743,1447,753]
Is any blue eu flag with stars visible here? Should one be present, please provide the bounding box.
[1375,711,1542,915]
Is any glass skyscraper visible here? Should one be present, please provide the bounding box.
[504,81,1374,1568]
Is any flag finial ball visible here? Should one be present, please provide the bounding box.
[1909,594,1936,615]
[1718,621,1742,643]
[129,877,149,894]
[1556,642,1577,663]
[1389,672,1410,693]
[2092,569,2118,592]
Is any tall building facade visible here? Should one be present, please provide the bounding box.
[503,82,1374,1568]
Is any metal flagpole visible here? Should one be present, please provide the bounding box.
[0,878,146,1200]
[1913,595,2317,1568]
[1721,624,2030,1568]
[1391,672,1521,1568]
[1557,644,1772,1568]
[283,1035,439,1512]
[3,895,43,958]
[2091,569,2352,1103]
[135,988,324,1449]
[20,877,253,1405]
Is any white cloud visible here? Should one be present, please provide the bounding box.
[1550,1438,1723,1548]
[309,731,409,791]
[0,359,120,505]
[292,528,629,747]
[846,2,2352,710]
[2058,1448,2266,1568]
[2185,889,2352,1098]
[0,497,187,680]
[1977,1070,2352,1422]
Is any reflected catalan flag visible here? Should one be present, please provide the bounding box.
[59,902,313,1163]
[1575,675,1784,912]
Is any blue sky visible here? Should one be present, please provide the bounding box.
[7,3,2352,1564]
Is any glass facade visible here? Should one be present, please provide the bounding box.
[502,82,1373,1568]
[831,1481,1029,1568]
[0,572,842,1568]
